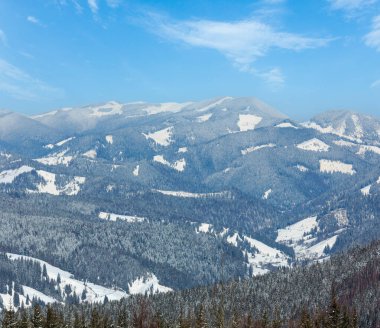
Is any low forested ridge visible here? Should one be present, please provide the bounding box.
[1,241,380,327]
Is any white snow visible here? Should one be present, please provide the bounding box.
[198,223,212,233]
[196,97,233,112]
[32,171,85,196]
[296,164,309,172]
[319,159,356,175]
[128,274,172,295]
[0,166,34,184]
[98,212,145,223]
[178,147,188,153]
[142,102,191,115]
[226,233,241,247]
[262,189,272,200]
[243,236,289,276]
[276,216,319,244]
[241,143,276,155]
[143,127,173,147]
[105,135,113,144]
[155,190,228,198]
[333,209,349,226]
[237,114,262,132]
[302,121,362,143]
[0,152,12,159]
[361,185,371,196]
[172,158,186,172]
[296,138,330,152]
[276,217,341,260]
[7,253,129,303]
[35,156,73,167]
[133,165,140,176]
[83,149,97,159]
[275,122,298,129]
[196,113,213,123]
[357,145,380,156]
[56,137,75,147]
[35,150,73,167]
[301,235,338,259]
[90,101,124,117]
[351,114,364,139]
[153,155,186,172]
[333,139,357,147]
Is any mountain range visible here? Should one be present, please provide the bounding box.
[1,96,380,309]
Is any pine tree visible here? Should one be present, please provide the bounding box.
[32,304,44,328]
[2,306,17,328]
[299,309,313,328]
[45,305,57,328]
[19,308,30,328]
[196,305,208,328]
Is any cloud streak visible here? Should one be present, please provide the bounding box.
[0,59,64,101]
[0,29,7,46]
[88,0,98,14]
[328,0,378,11]
[364,15,380,51]
[144,14,331,84]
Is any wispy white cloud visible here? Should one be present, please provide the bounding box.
[371,79,380,87]
[0,58,64,100]
[88,0,98,14]
[0,29,7,46]
[27,16,40,24]
[106,0,122,8]
[327,0,378,13]
[364,15,380,51]
[328,0,378,11]
[144,14,331,85]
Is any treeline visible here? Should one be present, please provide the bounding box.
[0,292,358,328]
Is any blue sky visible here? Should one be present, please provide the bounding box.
[0,0,379,119]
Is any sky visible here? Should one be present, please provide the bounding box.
[0,0,379,119]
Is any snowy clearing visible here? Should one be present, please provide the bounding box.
[241,143,275,155]
[98,212,146,223]
[128,274,172,295]
[196,113,213,122]
[296,138,330,152]
[0,166,34,184]
[319,160,356,175]
[143,127,173,147]
[237,114,262,132]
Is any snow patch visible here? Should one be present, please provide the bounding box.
[155,190,228,198]
[237,114,262,132]
[178,147,188,153]
[153,155,186,172]
[83,149,97,159]
[143,127,173,147]
[277,216,319,245]
[319,160,356,175]
[133,165,140,176]
[196,97,233,112]
[105,135,113,144]
[361,185,371,196]
[196,113,213,122]
[333,139,357,147]
[128,274,172,295]
[32,171,85,196]
[262,189,272,200]
[296,164,309,172]
[0,166,34,184]
[98,212,145,223]
[241,143,275,155]
[90,101,124,117]
[357,145,380,156]
[275,122,298,129]
[142,102,191,115]
[7,253,129,303]
[296,138,330,152]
